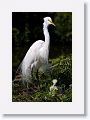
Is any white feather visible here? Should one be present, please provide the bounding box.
[20,17,55,82]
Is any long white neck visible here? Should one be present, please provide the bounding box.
[43,22,50,48]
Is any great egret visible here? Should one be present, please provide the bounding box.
[15,17,55,88]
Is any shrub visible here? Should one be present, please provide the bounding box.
[12,54,72,102]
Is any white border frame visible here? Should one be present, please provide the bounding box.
[0,0,84,114]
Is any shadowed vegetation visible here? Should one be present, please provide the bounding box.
[12,12,72,102]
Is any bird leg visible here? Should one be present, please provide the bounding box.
[26,81,29,93]
[31,67,33,80]
[36,70,40,90]
[36,69,39,80]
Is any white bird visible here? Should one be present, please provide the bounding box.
[49,79,58,96]
[15,17,55,88]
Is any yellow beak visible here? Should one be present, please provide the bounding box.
[51,21,55,26]
[48,20,55,26]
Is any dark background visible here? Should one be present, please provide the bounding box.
[12,12,72,79]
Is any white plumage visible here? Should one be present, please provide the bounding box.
[16,17,55,85]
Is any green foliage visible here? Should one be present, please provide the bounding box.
[54,12,72,42]
[12,54,72,102]
[49,54,72,80]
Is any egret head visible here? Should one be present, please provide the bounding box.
[43,17,55,27]
[52,79,57,85]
